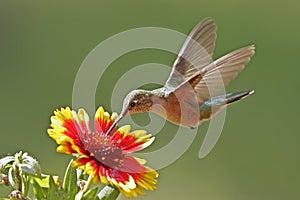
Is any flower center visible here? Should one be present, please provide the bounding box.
[82,132,124,168]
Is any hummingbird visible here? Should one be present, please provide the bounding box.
[107,18,255,134]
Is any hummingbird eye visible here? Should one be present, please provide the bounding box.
[130,101,136,107]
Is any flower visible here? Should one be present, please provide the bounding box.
[48,106,158,198]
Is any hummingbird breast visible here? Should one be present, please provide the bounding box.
[150,87,200,128]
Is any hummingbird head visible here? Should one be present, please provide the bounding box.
[122,89,153,115]
[106,89,153,135]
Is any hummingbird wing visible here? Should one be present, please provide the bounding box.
[177,45,255,104]
[164,18,217,90]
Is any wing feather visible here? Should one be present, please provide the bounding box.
[194,45,255,104]
[165,18,217,90]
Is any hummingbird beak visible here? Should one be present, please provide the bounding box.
[106,109,127,135]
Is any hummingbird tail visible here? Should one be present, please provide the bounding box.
[223,90,254,104]
[199,90,254,121]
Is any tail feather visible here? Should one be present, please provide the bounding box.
[199,90,254,121]
[224,90,254,104]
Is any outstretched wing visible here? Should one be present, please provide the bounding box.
[181,45,255,105]
[164,18,217,91]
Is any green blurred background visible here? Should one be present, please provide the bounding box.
[0,0,299,199]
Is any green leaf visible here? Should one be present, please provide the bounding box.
[30,174,61,188]
[22,174,30,196]
[33,178,46,200]
[31,176,51,188]
[97,186,120,200]
[63,159,78,199]
[0,156,14,170]
[47,175,58,199]
[83,186,101,200]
